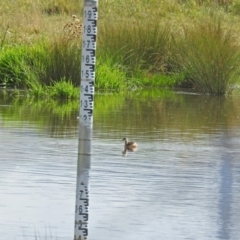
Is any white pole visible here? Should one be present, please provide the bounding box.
[74,1,98,239]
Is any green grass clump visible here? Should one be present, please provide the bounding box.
[96,58,128,91]
[171,17,240,95]
[28,82,47,99]
[26,78,79,99]
[0,46,37,88]
[132,72,185,88]
[0,42,48,89]
[0,39,82,98]
[96,56,143,91]
[50,79,79,99]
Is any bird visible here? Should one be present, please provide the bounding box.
[122,137,138,150]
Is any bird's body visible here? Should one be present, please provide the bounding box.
[122,137,138,149]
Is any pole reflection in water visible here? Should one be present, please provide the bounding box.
[218,131,233,240]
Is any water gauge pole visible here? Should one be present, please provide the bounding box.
[74,0,98,239]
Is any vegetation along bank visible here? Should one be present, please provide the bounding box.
[1,0,240,97]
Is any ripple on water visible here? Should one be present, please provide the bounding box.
[1,93,240,240]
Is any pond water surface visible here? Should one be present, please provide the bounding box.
[0,90,240,240]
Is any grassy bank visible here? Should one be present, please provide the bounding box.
[1,0,240,96]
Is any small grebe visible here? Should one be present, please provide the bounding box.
[122,137,138,149]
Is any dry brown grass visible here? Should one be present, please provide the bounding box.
[0,0,83,45]
[0,0,240,46]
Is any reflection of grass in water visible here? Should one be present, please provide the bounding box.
[0,96,79,125]
[29,98,79,118]
[93,89,178,137]
[94,90,176,117]
[1,90,239,140]
[94,91,239,141]
[94,93,126,113]
[0,92,129,137]
[0,89,177,126]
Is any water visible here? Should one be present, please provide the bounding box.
[1,91,240,240]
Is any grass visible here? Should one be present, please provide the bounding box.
[0,46,37,88]
[27,78,79,99]
[43,37,81,86]
[1,0,240,96]
[98,19,171,74]
[171,17,240,94]
[96,57,129,91]
[50,78,79,99]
